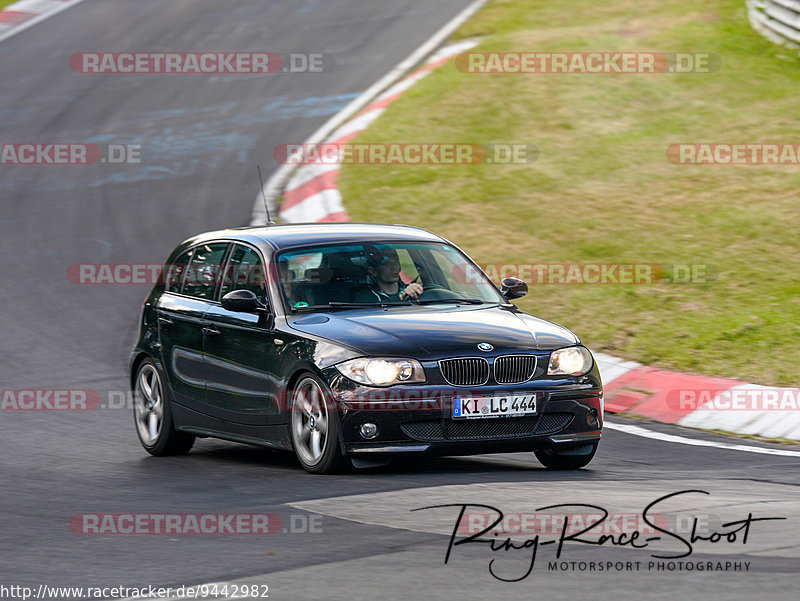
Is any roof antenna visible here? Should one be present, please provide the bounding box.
[257,165,274,225]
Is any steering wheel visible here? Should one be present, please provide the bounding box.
[417,284,453,301]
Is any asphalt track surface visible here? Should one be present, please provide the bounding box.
[0,2,797,600]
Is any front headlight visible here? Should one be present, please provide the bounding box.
[335,358,426,387]
[547,346,593,376]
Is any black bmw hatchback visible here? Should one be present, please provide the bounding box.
[130,223,603,473]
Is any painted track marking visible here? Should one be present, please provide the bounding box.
[605,420,800,457]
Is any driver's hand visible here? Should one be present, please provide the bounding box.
[399,282,423,300]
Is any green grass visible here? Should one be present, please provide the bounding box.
[339,0,800,386]
[0,0,18,10]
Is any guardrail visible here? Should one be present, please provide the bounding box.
[748,0,800,48]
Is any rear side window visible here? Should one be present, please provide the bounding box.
[220,244,267,303]
[182,243,229,300]
[165,249,193,294]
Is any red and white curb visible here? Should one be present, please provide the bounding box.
[0,0,86,43]
[275,39,478,223]
[596,353,800,441]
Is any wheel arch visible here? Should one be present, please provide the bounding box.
[130,351,169,394]
[129,351,151,391]
[284,366,346,456]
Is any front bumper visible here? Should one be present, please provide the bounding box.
[344,431,602,457]
[325,368,603,457]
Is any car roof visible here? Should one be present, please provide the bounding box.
[183,222,448,253]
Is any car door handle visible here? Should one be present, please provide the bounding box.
[158,317,173,327]
[202,326,221,337]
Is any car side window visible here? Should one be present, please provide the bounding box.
[182,242,229,300]
[165,249,193,294]
[429,247,495,297]
[220,244,267,303]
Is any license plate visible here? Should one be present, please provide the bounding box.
[452,394,538,419]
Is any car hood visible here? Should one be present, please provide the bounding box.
[286,305,579,359]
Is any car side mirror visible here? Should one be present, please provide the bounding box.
[500,277,528,300]
[221,289,267,313]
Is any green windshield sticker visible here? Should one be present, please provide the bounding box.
[293,301,310,308]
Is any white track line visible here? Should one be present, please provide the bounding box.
[604,419,800,457]
[0,0,90,45]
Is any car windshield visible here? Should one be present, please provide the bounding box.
[277,242,505,311]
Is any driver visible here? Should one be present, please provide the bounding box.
[354,246,423,302]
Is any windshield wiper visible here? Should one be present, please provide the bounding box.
[295,301,413,311]
[293,299,485,311]
[414,298,485,305]
[329,301,413,308]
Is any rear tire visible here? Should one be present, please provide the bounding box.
[289,374,347,474]
[535,441,598,470]
[133,359,195,456]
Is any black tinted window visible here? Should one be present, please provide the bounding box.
[182,243,229,300]
[277,242,504,310]
[165,249,192,294]
[220,244,266,302]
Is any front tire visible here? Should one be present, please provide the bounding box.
[534,441,598,470]
[133,359,195,456]
[289,374,346,474]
